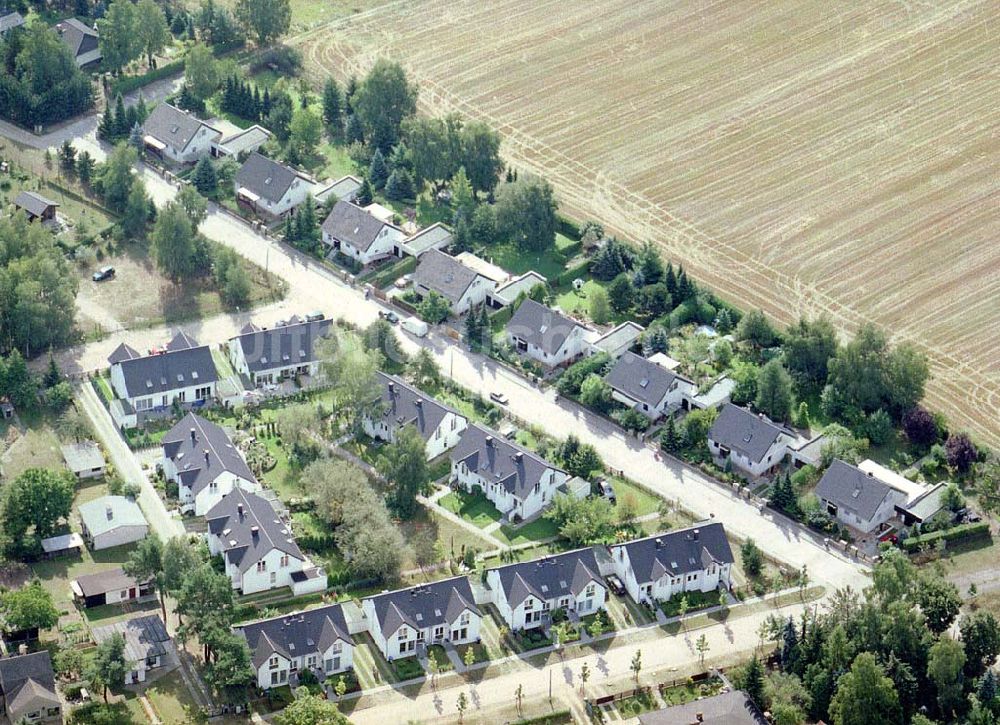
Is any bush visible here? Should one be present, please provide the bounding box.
[902,521,990,553]
[613,407,650,432]
[249,45,302,76]
[556,214,582,240]
[110,60,185,98]
[557,353,611,396]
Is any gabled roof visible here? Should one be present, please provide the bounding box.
[72,568,147,598]
[613,523,734,584]
[107,342,142,364]
[112,337,218,398]
[231,319,331,373]
[604,351,691,408]
[236,152,310,205]
[707,403,793,463]
[13,190,58,217]
[320,200,400,252]
[365,576,478,636]
[591,321,644,356]
[92,615,170,664]
[8,675,60,714]
[492,271,548,306]
[372,372,460,443]
[162,413,257,497]
[142,103,220,152]
[79,496,147,537]
[414,249,488,305]
[450,424,564,502]
[0,652,57,708]
[0,12,26,34]
[217,125,271,156]
[814,459,903,521]
[490,548,603,609]
[314,175,362,204]
[506,299,585,356]
[166,330,198,351]
[235,604,351,669]
[55,18,98,58]
[638,690,767,725]
[205,488,303,573]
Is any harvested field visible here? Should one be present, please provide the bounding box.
[296,0,1000,447]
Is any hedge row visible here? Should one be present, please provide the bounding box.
[556,214,581,241]
[110,60,185,98]
[363,254,417,289]
[553,259,591,288]
[513,711,572,725]
[902,521,990,552]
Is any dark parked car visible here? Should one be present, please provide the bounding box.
[92,266,115,282]
[598,480,616,504]
[605,574,626,597]
[379,310,399,324]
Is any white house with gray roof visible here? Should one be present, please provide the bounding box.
[400,222,453,257]
[604,352,696,421]
[79,496,148,550]
[363,373,468,460]
[488,271,548,309]
[206,487,325,596]
[313,175,362,205]
[450,424,568,521]
[0,651,61,725]
[707,403,796,478]
[487,548,606,631]
[234,604,353,690]
[320,200,405,265]
[362,577,480,661]
[92,615,173,685]
[161,412,261,515]
[235,152,313,219]
[609,523,734,606]
[412,249,496,316]
[228,318,332,387]
[814,459,914,533]
[108,332,218,429]
[506,299,590,368]
[141,103,222,164]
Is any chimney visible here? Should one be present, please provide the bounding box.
[866,470,874,478]
[204,449,210,464]
[415,398,422,407]
[693,528,700,541]
[106,505,113,521]
[758,412,764,419]
[485,435,494,447]
[18,644,27,656]
[655,537,663,549]
[515,452,523,462]
[251,526,259,537]
[190,427,196,442]
[388,382,395,394]
[237,503,244,518]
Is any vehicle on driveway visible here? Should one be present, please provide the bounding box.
[605,574,626,596]
[379,310,400,324]
[598,479,616,504]
[92,266,115,282]
[490,391,509,405]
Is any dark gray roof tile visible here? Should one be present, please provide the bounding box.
[413,249,483,304]
[815,459,898,521]
[162,413,257,497]
[236,152,309,205]
[233,319,331,373]
[365,577,478,636]
[235,604,351,669]
[614,522,734,584]
[142,103,220,153]
[490,548,603,609]
[506,299,583,356]
[205,488,303,573]
[320,200,398,252]
[707,404,793,464]
[373,372,459,443]
[604,352,690,408]
[450,424,563,501]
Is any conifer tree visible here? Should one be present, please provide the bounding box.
[322,77,343,140]
[368,149,389,190]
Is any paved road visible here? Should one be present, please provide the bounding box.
[77,381,184,540]
[345,599,809,725]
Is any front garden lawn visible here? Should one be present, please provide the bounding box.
[392,656,424,681]
[659,588,721,618]
[439,489,503,528]
[496,517,561,546]
[516,627,552,651]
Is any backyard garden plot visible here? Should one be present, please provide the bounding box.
[296,0,1000,448]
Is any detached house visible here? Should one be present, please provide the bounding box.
[362,577,480,662]
[79,496,148,550]
[235,152,313,219]
[320,200,405,266]
[228,318,332,387]
[234,604,353,690]
[92,615,173,685]
[71,568,153,608]
[363,373,468,460]
[0,652,61,725]
[400,222,453,258]
[506,299,590,368]
[609,523,734,606]
[0,12,26,37]
[206,487,325,596]
[13,191,58,222]
[55,18,100,66]
[814,459,918,534]
[107,332,218,429]
[160,412,261,515]
[413,249,497,316]
[487,548,606,631]
[604,352,696,421]
[141,103,222,164]
[707,403,796,477]
[450,424,568,521]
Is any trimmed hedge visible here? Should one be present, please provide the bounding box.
[902,521,990,553]
[363,254,417,289]
[554,259,591,288]
[110,59,184,98]
[556,214,581,240]
[513,710,573,725]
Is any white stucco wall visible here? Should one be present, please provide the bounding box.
[610,545,732,605]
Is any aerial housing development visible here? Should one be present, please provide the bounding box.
[0,2,994,723]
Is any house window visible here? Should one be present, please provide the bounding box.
[271,671,279,685]
[398,629,408,641]
[585,584,595,597]
[195,386,211,400]
[136,398,151,411]
[257,561,267,572]
[120,590,128,599]
[280,555,289,567]
[460,612,470,626]
[687,574,696,582]
[524,599,533,611]
[177,391,186,403]
[48,708,61,717]
[332,642,342,654]
[270,657,279,670]
[434,626,445,640]
[307,655,317,668]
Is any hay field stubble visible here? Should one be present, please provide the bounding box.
[296,0,1000,446]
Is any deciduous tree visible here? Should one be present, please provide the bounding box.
[135,0,170,67]
[495,176,557,252]
[353,58,418,153]
[234,0,291,47]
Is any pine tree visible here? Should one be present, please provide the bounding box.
[357,177,374,206]
[345,113,364,144]
[192,156,217,195]
[262,87,272,118]
[282,213,295,243]
[665,262,677,297]
[677,267,694,301]
[44,355,61,388]
[742,656,765,709]
[465,305,483,350]
[385,169,414,201]
[478,305,491,352]
[322,77,342,139]
[113,95,128,139]
[715,307,734,334]
[368,149,389,190]
[660,417,682,454]
[781,617,799,672]
[252,86,262,120]
[977,669,997,705]
[298,197,317,245]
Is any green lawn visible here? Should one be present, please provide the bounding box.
[610,477,663,519]
[660,588,722,618]
[481,234,577,279]
[350,633,398,687]
[553,278,629,325]
[438,489,503,528]
[495,517,561,546]
[392,656,424,681]
[313,141,358,181]
[2,427,64,479]
[145,670,206,724]
[616,689,659,718]
[425,644,453,672]
[660,677,724,706]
